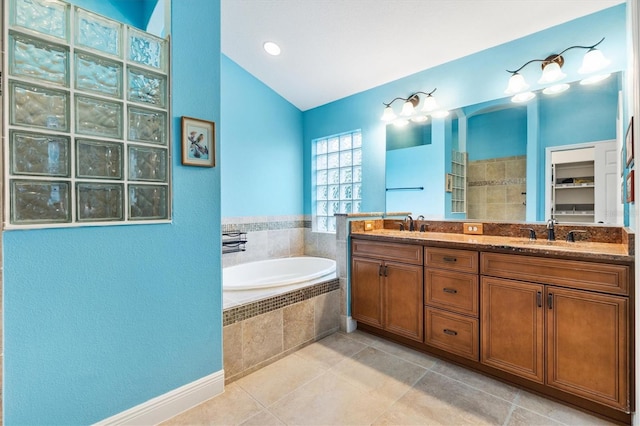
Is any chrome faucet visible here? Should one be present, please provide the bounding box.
[546,218,557,241]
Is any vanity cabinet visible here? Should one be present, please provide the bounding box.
[351,239,424,342]
[424,247,479,360]
[481,252,630,411]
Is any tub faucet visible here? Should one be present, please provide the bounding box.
[405,215,414,232]
[546,218,557,241]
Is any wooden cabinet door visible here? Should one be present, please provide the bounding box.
[384,261,424,342]
[546,287,629,411]
[351,257,383,328]
[481,277,544,383]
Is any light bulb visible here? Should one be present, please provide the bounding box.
[579,49,610,74]
[505,73,529,95]
[401,100,415,116]
[381,106,396,122]
[538,62,566,84]
[421,95,438,112]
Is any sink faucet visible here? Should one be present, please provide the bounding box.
[405,215,414,231]
[546,218,557,241]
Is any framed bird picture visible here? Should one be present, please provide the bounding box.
[181,116,215,167]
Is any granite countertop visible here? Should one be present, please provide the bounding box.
[350,229,633,263]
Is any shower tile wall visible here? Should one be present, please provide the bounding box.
[467,155,526,221]
[222,215,336,267]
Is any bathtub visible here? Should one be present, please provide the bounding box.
[222,256,337,309]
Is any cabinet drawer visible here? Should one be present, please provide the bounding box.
[425,307,479,361]
[481,252,629,296]
[352,239,423,265]
[425,269,479,317]
[425,247,478,273]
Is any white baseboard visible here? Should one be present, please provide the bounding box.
[95,370,225,426]
[343,315,357,333]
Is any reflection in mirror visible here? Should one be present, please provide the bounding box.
[385,71,622,224]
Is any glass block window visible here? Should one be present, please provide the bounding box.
[313,130,362,232]
[5,0,170,228]
[451,150,467,213]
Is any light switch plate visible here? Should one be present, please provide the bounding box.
[463,223,483,235]
[364,220,374,231]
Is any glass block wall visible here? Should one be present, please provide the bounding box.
[313,130,362,232]
[5,0,170,227]
[451,150,467,213]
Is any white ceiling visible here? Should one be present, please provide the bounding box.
[221,0,624,112]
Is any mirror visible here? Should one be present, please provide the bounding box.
[385,71,622,224]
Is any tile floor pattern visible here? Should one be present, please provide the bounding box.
[163,330,618,426]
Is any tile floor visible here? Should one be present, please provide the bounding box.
[163,330,618,426]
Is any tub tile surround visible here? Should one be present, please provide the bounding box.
[222,215,336,267]
[223,289,341,383]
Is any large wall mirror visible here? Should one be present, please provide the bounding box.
[385,71,622,224]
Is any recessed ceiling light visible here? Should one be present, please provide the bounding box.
[263,41,281,56]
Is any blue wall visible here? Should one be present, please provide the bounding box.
[221,56,303,217]
[467,107,527,161]
[3,0,222,423]
[303,5,627,219]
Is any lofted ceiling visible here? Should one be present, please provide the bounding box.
[221,0,624,112]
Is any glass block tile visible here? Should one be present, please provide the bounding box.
[129,146,167,182]
[354,183,362,200]
[75,51,122,98]
[340,134,352,150]
[75,7,122,57]
[128,107,167,145]
[75,95,123,139]
[128,27,166,71]
[316,216,328,232]
[340,151,352,166]
[329,185,339,200]
[10,32,69,86]
[318,201,328,215]
[10,130,70,177]
[353,166,362,182]
[76,139,123,179]
[11,180,70,224]
[127,67,167,107]
[353,148,362,165]
[340,168,352,183]
[316,170,327,185]
[353,132,362,148]
[316,139,327,155]
[128,184,168,220]
[340,201,352,213]
[329,201,339,215]
[77,183,123,221]
[328,153,339,168]
[328,216,337,232]
[340,184,353,199]
[328,169,339,184]
[316,185,328,201]
[11,0,69,40]
[328,137,340,153]
[10,81,69,131]
[316,154,327,170]
[354,200,362,212]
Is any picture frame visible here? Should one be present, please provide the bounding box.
[625,116,634,167]
[626,169,634,204]
[181,116,215,167]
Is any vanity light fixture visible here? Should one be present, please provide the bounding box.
[381,89,448,124]
[505,37,610,102]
